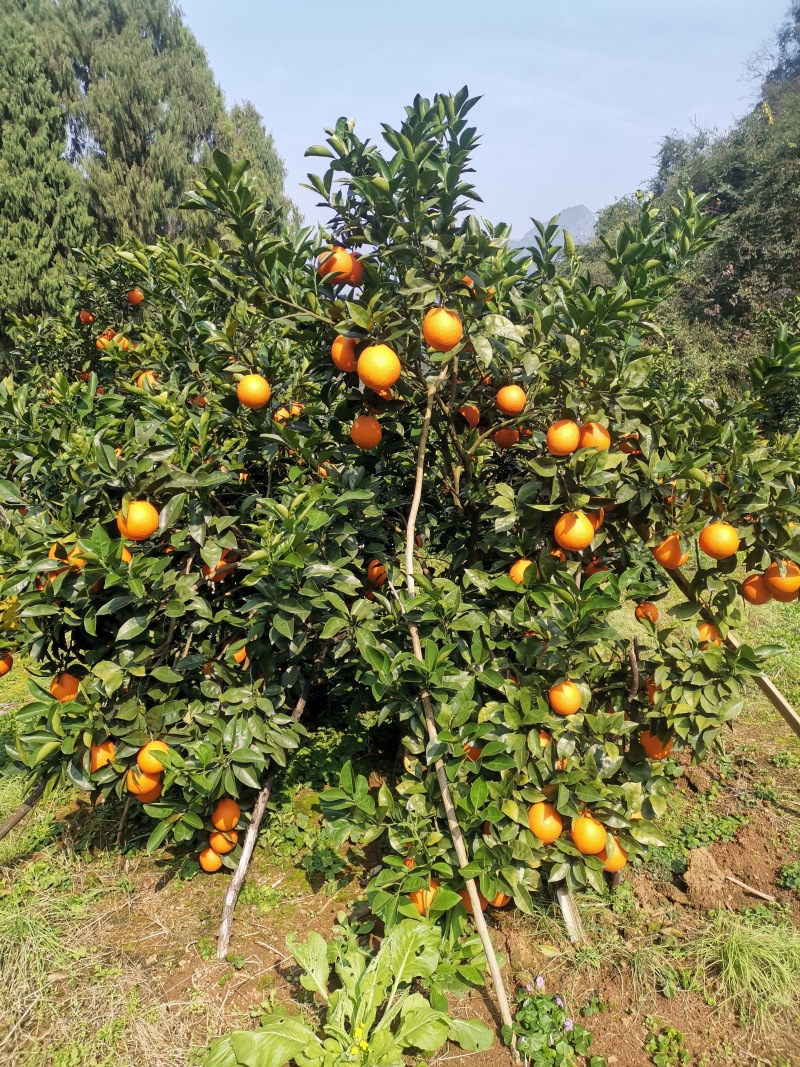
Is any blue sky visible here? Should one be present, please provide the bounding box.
[180,0,788,235]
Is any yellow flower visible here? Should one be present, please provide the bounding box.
[354,1027,363,1039]
[360,1041,369,1051]
[349,1047,358,1056]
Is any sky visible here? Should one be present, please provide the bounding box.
[179,0,788,237]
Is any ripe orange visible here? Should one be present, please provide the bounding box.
[331,335,357,372]
[462,741,482,761]
[578,422,611,450]
[137,740,169,774]
[49,542,86,570]
[599,837,628,872]
[509,558,533,585]
[546,420,580,456]
[117,500,159,541]
[635,602,659,624]
[422,308,463,352]
[459,404,480,429]
[318,246,354,283]
[126,766,162,795]
[489,892,511,907]
[409,878,439,915]
[587,509,605,531]
[551,549,567,563]
[459,887,488,914]
[549,680,583,716]
[584,559,609,578]
[403,855,416,870]
[495,385,526,415]
[619,433,641,455]
[212,798,241,832]
[50,673,80,702]
[570,813,606,855]
[697,621,722,648]
[528,801,563,843]
[698,522,739,560]
[357,345,401,391]
[644,678,658,703]
[209,829,238,855]
[640,730,674,761]
[127,288,144,306]
[232,646,248,666]
[350,415,382,450]
[492,428,519,449]
[202,549,233,583]
[763,560,800,596]
[137,370,158,389]
[90,738,115,772]
[554,512,595,551]
[79,310,95,325]
[367,559,387,587]
[770,585,799,603]
[237,374,271,409]
[0,652,12,677]
[273,407,292,424]
[96,336,110,350]
[741,574,771,605]
[652,532,689,569]
[346,254,364,286]
[199,847,223,873]
[137,782,163,803]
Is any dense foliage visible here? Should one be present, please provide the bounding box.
[1,89,799,937]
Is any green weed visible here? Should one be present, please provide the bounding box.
[644,1018,689,1067]
[694,909,800,1035]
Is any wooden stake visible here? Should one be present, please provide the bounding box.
[0,781,44,843]
[216,639,331,960]
[402,372,517,1053]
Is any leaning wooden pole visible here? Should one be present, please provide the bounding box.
[402,372,517,1051]
[666,567,800,740]
[0,781,44,843]
[216,639,331,959]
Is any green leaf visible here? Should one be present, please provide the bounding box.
[226,1018,322,1066]
[287,931,330,1001]
[382,920,441,984]
[394,997,450,1052]
[447,1017,494,1052]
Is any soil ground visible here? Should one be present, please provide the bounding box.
[1,597,799,1067]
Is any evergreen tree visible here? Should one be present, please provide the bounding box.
[54,0,226,242]
[0,5,91,323]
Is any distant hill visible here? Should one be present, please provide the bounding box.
[512,204,596,249]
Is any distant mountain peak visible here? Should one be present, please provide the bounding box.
[512,204,596,249]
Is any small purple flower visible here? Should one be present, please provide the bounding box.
[535,975,545,990]
[555,996,564,1008]
[564,1018,574,1032]
[524,983,532,993]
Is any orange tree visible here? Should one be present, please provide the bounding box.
[1,89,798,924]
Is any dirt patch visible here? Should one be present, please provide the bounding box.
[684,847,736,910]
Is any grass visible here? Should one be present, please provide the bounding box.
[694,910,800,1037]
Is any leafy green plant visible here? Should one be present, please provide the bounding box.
[644,1018,689,1067]
[203,916,493,1066]
[506,984,603,1066]
[776,860,800,893]
[770,749,800,769]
